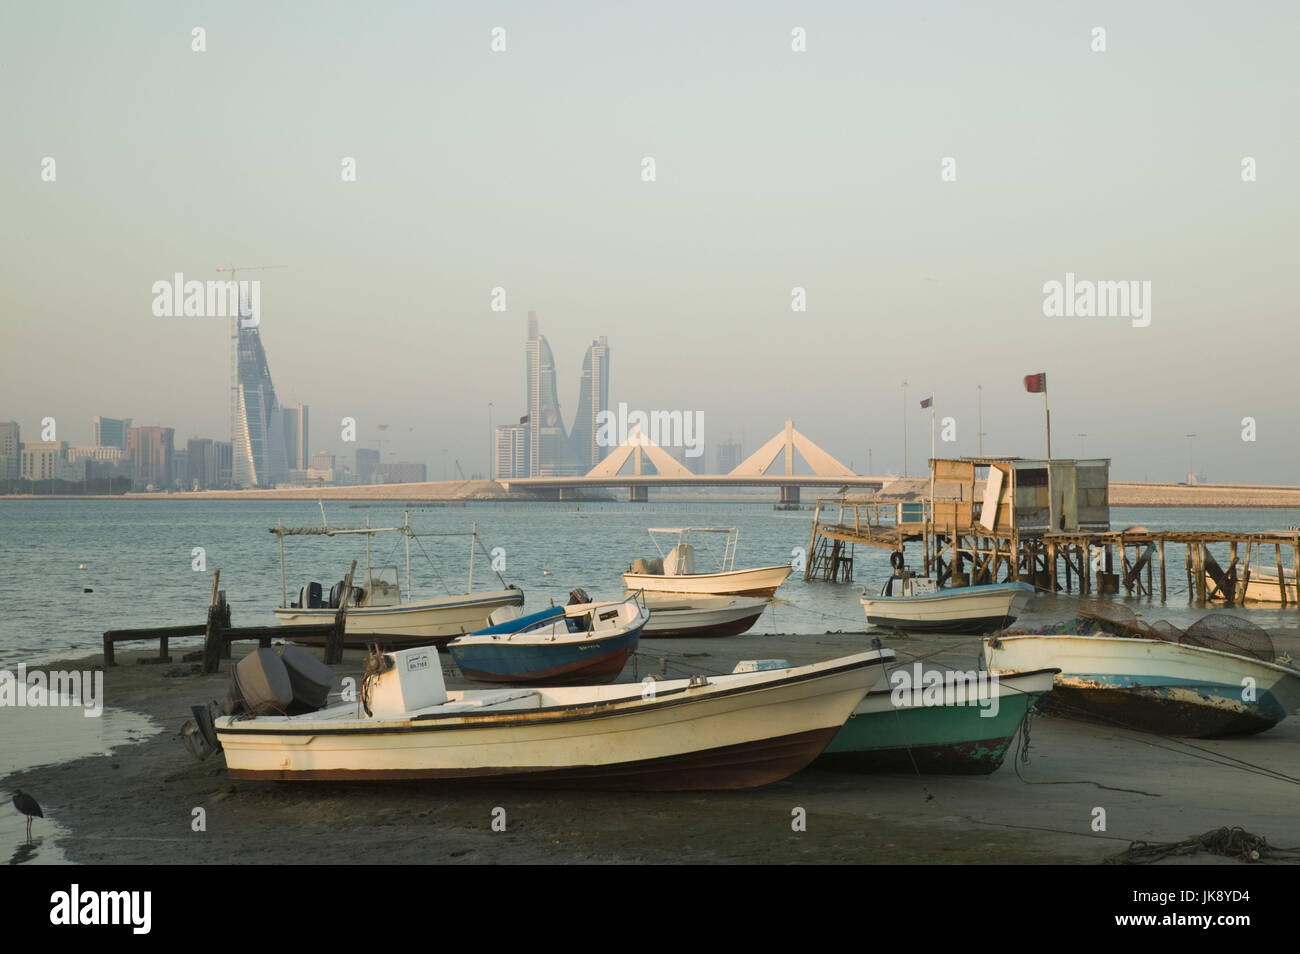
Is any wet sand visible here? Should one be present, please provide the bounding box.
[6,626,1300,865]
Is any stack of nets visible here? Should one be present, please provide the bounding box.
[1076,601,1173,641]
[1180,614,1275,662]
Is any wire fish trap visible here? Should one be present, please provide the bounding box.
[1075,600,1170,641]
[1179,614,1275,663]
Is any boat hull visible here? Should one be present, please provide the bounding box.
[622,564,791,598]
[215,652,889,791]
[816,669,1055,774]
[275,588,525,648]
[985,634,1300,737]
[448,626,642,687]
[1238,571,1298,604]
[862,583,1034,634]
[641,597,769,638]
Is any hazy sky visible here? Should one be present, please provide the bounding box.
[3,2,1297,482]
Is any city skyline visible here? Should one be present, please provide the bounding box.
[2,4,1297,483]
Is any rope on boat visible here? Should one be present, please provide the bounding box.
[1103,826,1300,865]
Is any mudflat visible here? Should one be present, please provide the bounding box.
[7,629,1300,865]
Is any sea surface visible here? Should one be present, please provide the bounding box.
[3,498,1300,862]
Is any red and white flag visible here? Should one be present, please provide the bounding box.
[1023,373,1047,394]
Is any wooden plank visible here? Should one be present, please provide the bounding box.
[1277,544,1288,607]
[1158,539,1166,602]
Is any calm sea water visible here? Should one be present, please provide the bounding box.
[3,498,1300,861]
[3,498,1300,667]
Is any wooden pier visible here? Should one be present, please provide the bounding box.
[805,457,1300,606]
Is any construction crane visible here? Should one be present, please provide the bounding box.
[455,459,467,481]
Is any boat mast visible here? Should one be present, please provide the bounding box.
[278,519,287,607]
[468,522,476,591]
[404,510,412,600]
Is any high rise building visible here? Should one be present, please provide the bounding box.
[717,440,743,474]
[127,426,175,490]
[20,442,64,481]
[569,336,610,473]
[92,416,131,450]
[525,312,585,477]
[282,404,309,470]
[187,438,217,490]
[214,441,233,488]
[0,421,18,481]
[355,447,380,483]
[494,424,528,480]
[231,319,287,488]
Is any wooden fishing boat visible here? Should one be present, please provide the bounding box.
[447,592,648,686]
[271,513,523,648]
[815,666,1057,774]
[213,645,894,790]
[639,594,770,638]
[862,578,1035,634]
[622,527,791,597]
[984,631,1300,737]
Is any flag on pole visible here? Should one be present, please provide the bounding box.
[1023,372,1047,394]
[519,415,529,424]
[919,396,933,409]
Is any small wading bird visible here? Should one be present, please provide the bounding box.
[12,790,42,843]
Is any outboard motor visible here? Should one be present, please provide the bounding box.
[567,587,591,606]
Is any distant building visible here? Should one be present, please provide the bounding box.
[92,416,131,450]
[0,421,19,481]
[282,404,309,470]
[69,445,128,482]
[494,424,528,480]
[232,322,287,488]
[186,438,224,490]
[355,447,380,483]
[214,441,233,488]
[379,461,427,484]
[569,336,610,473]
[126,426,175,490]
[21,441,65,481]
[717,440,743,474]
[311,451,335,471]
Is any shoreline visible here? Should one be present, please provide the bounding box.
[4,480,1300,509]
[7,625,1300,865]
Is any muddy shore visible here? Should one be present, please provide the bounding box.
[6,627,1300,865]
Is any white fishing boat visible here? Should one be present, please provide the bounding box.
[213,644,895,790]
[1236,568,1298,604]
[861,555,1035,633]
[639,594,770,638]
[622,527,792,597]
[271,511,523,648]
[983,629,1300,737]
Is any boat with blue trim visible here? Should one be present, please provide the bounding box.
[983,628,1300,737]
[448,590,648,686]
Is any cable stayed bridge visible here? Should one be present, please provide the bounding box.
[500,421,886,502]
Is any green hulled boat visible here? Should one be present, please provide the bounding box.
[816,666,1058,774]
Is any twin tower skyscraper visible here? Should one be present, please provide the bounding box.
[497,312,609,479]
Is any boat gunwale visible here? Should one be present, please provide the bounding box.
[215,650,893,737]
[987,632,1300,679]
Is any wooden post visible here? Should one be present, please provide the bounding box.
[202,591,229,674]
[1048,540,1057,593]
[1241,541,1252,605]
[324,559,357,665]
[103,632,115,667]
[1158,539,1166,602]
[1229,541,1238,605]
[1277,544,1288,607]
[1083,542,1092,594]
[1184,543,1193,600]
[1194,543,1206,603]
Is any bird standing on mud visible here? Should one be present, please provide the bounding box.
[11,790,43,843]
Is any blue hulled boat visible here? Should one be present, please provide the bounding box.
[448,591,649,686]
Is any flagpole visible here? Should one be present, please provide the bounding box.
[1044,389,1051,460]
